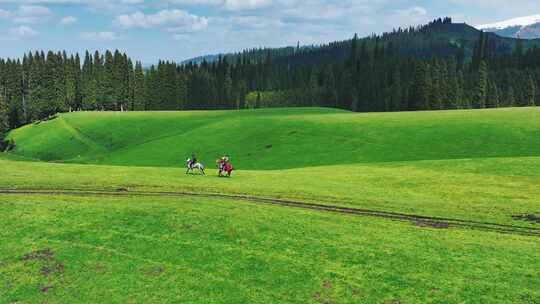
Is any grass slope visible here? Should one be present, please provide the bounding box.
[2,107,540,303]
[1,194,539,303]
[1,156,539,226]
[6,107,540,169]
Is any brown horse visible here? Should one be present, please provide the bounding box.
[217,161,234,177]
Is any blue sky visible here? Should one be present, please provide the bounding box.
[0,0,539,63]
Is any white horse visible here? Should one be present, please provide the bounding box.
[186,158,205,175]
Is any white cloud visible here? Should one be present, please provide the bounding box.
[0,9,10,18]
[17,5,52,16]
[0,0,142,3]
[60,15,77,25]
[223,0,270,10]
[13,5,53,24]
[9,25,39,38]
[166,0,222,4]
[163,0,270,10]
[114,9,208,32]
[172,33,188,40]
[81,31,119,41]
[0,0,147,14]
[390,6,428,25]
[284,5,344,21]
[404,6,428,17]
[229,15,284,29]
[0,0,80,3]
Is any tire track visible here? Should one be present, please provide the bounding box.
[0,188,539,237]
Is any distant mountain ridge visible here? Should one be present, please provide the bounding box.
[182,20,540,65]
[477,14,540,39]
[181,54,224,65]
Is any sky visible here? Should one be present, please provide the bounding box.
[0,0,539,64]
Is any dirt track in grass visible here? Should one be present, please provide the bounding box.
[1,188,539,237]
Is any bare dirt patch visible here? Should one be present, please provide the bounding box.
[429,288,441,295]
[322,280,332,290]
[21,248,65,293]
[40,285,54,293]
[313,292,335,304]
[140,265,165,278]
[313,280,335,304]
[94,264,107,273]
[21,249,55,262]
[512,214,540,224]
[41,262,65,277]
[413,220,449,229]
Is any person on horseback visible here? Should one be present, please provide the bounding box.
[189,154,197,169]
[217,156,224,171]
[217,154,234,177]
[219,155,230,170]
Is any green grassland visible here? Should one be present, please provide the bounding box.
[0,156,539,227]
[6,107,540,169]
[1,194,539,304]
[1,107,540,303]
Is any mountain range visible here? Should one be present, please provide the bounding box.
[183,18,540,65]
[477,14,540,39]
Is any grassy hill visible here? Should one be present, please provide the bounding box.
[2,107,540,303]
[6,107,540,169]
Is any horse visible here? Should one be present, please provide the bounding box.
[218,162,234,177]
[186,158,205,175]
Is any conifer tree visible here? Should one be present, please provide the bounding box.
[93,51,104,108]
[322,65,338,108]
[515,39,524,68]
[101,50,115,110]
[526,74,536,106]
[127,58,135,111]
[505,86,516,107]
[456,70,466,108]
[26,52,44,121]
[133,61,146,110]
[145,66,159,110]
[223,67,233,107]
[81,51,95,109]
[176,72,188,110]
[390,68,402,111]
[64,55,77,111]
[473,61,488,108]
[430,60,442,109]
[410,62,431,110]
[0,86,8,137]
[486,80,500,108]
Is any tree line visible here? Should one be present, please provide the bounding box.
[1,18,539,140]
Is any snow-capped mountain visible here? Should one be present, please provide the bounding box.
[476,15,540,39]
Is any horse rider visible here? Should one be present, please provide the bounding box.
[217,155,229,171]
[189,154,198,169]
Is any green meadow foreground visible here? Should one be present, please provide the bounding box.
[1,194,538,303]
[1,108,540,303]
